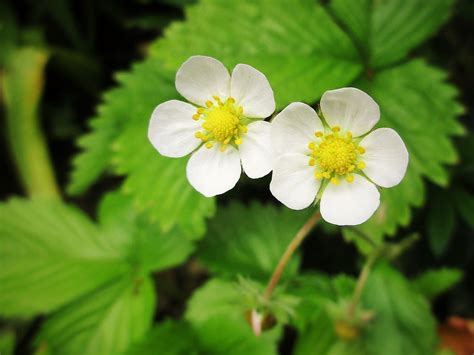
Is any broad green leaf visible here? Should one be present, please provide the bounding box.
[362,263,437,355]
[287,273,334,330]
[197,202,312,280]
[293,309,367,355]
[98,191,195,273]
[195,315,276,355]
[69,59,215,239]
[295,266,439,354]
[344,59,464,251]
[185,279,244,326]
[0,330,15,355]
[151,0,362,107]
[68,62,165,195]
[185,279,280,349]
[327,341,367,355]
[36,275,155,355]
[427,191,455,256]
[291,273,355,330]
[367,60,463,184]
[329,0,454,68]
[125,317,276,355]
[412,268,463,300]
[293,309,337,355]
[125,320,197,355]
[0,198,128,317]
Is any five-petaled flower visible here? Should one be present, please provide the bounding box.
[270,87,409,226]
[148,56,275,197]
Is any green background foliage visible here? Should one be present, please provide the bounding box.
[1,0,473,354]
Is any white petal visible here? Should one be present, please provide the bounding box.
[270,153,320,210]
[186,144,241,197]
[271,102,324,156]
[239,121,273,179]
[230,64,275,118]
[320,175,380,226]
[148,100,202,158]
[175,56,230,107]
[358,128,409,188]
[320,87,380,137]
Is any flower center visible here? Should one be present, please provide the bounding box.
[308,127,366,184]
[193,96,247,151]
[204,106,239,142]
[317,136,356,174]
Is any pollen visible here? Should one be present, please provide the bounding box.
[193,96,247,152]
[307,129,366,183]
[317,136,356,175]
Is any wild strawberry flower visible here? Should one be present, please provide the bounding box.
[270,87,409,226]
[148,56,275,197]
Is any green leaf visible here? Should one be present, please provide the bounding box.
[185,279,280,350]
[290,273,355,329]
[69,59,216,239]
[98,191,195,273]
[287,273,334,330]
[151,0,362,107]
[368,60,463,184]
[66,60,174,196]
[0,198,129,317]
[427,191,456,256]
[126,317,276,355]
[327,341,367,355]
[185,279,244,326]
[362,263,437,355]
[36,275,155,355]
[293,274,367,355]
[412,268,463,300]
[329,0,454,68]
[0,329,15,355]
[197,202,311,280]
[294,309,337,355]
[296,267,438,353]
[294,308,366,355]
[195,315,276,355]
[344,59,464,252]
[125,320,197,355]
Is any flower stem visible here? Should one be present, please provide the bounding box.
[348,227,378,249]
[347,252,378,317]
[263,210,321,301]
[2,47,60,199]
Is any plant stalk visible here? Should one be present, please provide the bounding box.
[2,47,60,199]
[347,252,378,317]
[263,210,321,301]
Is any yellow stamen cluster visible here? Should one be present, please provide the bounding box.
[193,96,247,152]
[308,126,366,184]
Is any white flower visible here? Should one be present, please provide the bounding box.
[148,56,275,197]
[270,87,409,226]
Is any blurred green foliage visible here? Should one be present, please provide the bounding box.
[1,0,473,354]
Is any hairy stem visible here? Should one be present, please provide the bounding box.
[347,253,378,317]
[348,227,378,249]
[263,210,321,301]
